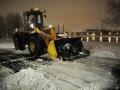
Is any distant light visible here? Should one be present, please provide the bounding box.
[108,37,111,42]
[116,32,119,35]
[92,36,95,41]
[73,32,76,35]
[49,25,52,28]
[34,8,38,10]
[87,37,89,42]
[69,32,71,35]
[116,37,118,43]
[68,32,71,38]
[100,36,103,42]
[109,32,112,36]
[91,33,95,41]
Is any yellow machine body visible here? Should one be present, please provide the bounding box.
[33,27,58,58]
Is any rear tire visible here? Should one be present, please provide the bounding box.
[13,34,25,50]
[28,35,46,57]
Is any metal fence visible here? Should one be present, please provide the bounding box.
[81,36,120,43]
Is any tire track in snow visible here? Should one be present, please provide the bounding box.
[40,61,113,90]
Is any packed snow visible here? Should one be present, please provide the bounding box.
[91,50,117,58]
[0,68,56,90]
[83,42,120,59]
[0,41,14,49]
[37,61,114,90]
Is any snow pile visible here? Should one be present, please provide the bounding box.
[0,42,14,49]
[91,50,116,58]
[83,42,120,58]
[91,45,117,58]
[0,65,14,78]
[83,77,115,90]
[0,68,56,90]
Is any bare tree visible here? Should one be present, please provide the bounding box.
[102,0,120,29]
[0,15,6,38]
[5,12,23,38]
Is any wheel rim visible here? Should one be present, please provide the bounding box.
[29,41,36,53]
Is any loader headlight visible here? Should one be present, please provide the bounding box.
[30,23,34,28]
[49,25,52,28]
[14,28,18,32]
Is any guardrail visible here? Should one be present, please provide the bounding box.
[80,36,120,43]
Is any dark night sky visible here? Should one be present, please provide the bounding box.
[0,0,109,32]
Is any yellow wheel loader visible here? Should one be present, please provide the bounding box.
[13,8,90,60]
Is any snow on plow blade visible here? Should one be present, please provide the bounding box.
[54,37,90,60]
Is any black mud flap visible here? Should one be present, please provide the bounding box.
[54,37,90,60]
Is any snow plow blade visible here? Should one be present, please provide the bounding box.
[54,37,90,60]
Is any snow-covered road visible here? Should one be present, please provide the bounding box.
[37,61,114,90]
[0,41,120,90]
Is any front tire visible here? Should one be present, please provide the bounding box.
[28,35,46,57]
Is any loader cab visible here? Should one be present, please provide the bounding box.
[23,9,45,30]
